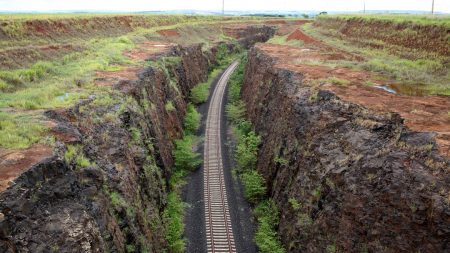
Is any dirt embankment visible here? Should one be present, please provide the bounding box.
[313,17,449,57]
[0,25,275,252]
[241,46,449,252]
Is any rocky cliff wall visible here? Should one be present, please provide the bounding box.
[241,46,450,252]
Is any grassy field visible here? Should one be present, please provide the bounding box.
[318,14,450,27]
[0,14,260,150]
[302,14,450,96]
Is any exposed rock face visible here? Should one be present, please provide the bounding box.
[0,26,276,252]
[236,25,276,49]
[241,46,450,252]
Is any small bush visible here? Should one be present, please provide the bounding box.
[235,131,261,171]
[165,101,175,112]
[288,198,301,210]
[110,191,126,209]
[163,192,186,253]
[241,170,267,204]
[190,82,209,104]
[130,127,141,143]
[184,103,200,134]
[254,200,285,253]
[226,101,246,124]
[64,144,92,169]
[173,135,202,171]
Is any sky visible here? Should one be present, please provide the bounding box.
[0,0,448,13]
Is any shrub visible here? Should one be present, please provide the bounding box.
[227,54,246,104]
[288,198,301,210]
[173,135,202,171]
[226,101,246,124]
[254,200,285,253]
[235,131,261,171]
[184,103,200,134]
[163,192,186,253]
[241,170,267,204]
[190,82,209,104]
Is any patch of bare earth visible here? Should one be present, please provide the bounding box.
[95,41,175,87]
[258,29,450,157]
[0,144,53,192]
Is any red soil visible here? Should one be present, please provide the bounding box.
[287,29,318,44]
[157,29,180,37]
[0,144,53,192]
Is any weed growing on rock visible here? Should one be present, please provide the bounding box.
[254,200,286,253]
[165,100,175,112]
[236,130,261,171]
[241,170,267,204]
[226,101,246,124]
[64,144,92,169]
[288,198,301,210]
[184,103,200,135]
[173,135,202,171]
[163,192,186,253]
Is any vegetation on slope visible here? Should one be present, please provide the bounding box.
[303,15,450,95]
[226,54,286,253]
[318,14,450,28]
[164,110,202,252]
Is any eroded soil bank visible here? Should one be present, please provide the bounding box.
[241,45,449,252]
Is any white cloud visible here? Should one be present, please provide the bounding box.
[0,0,448,13]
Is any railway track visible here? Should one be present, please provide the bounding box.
[204,61,239,253]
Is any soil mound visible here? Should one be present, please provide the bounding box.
[157,29,180,37]
[286,29,317,43]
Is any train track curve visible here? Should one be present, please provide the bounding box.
[203,61,239,253]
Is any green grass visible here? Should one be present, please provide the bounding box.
[319,14,450,28]
[64,144,92,169]
[184,103,201,135]
[164,101,203,252]
[326,77,351,86]
[0,111,47,149]
[190,68,223,104]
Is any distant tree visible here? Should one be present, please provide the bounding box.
[301,13,309,18]
[318,11,328,15]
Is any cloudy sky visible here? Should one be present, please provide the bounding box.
[0,0,448,13]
